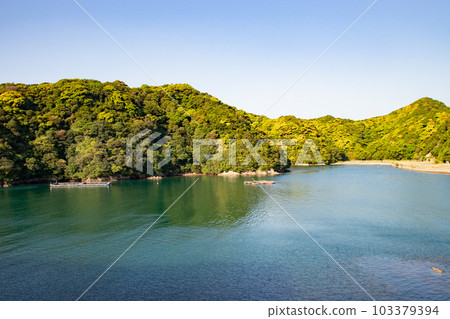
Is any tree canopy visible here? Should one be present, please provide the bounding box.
[0,79,448,184]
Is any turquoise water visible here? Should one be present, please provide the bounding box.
[0,166,449,300]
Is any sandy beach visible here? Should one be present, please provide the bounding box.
[333,160,450,175]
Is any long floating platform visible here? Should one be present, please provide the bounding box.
[50,182,111,188]
[244,180,276,185]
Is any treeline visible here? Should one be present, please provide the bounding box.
[0,79,449,184]
[258,97,449,164]
[0,79,285,184]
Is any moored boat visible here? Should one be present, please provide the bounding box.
[244,180,276,185]
[50,182,111,188]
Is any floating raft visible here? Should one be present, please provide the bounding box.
[431,267,444,274]
[244,180,276,185]
[50,182,111,188]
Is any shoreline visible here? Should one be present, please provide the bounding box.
[0,169,283,187]
[332,160,450,175]
[3,161,449,187]
[148,169,282,179]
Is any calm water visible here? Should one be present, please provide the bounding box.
[0,166,449,301]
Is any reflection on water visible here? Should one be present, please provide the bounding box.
[0,166,449,300]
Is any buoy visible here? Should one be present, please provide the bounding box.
[431,267,444,274]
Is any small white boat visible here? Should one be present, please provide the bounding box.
[244,180,276,185]
[50,182,111,188]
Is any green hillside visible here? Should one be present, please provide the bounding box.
[1,79,449,184]
[359,98,449,161]
[258,97,449,164]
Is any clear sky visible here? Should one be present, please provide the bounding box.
[1,0,449,120]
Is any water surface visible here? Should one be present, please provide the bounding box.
[0,166,449,300]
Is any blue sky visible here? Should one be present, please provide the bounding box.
[1,0,449,120]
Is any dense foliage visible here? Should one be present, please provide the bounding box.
[1,79,449,184]
[258,97,449,164]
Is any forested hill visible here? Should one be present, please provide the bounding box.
[258,97,449,163]
[1,79,449,184]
